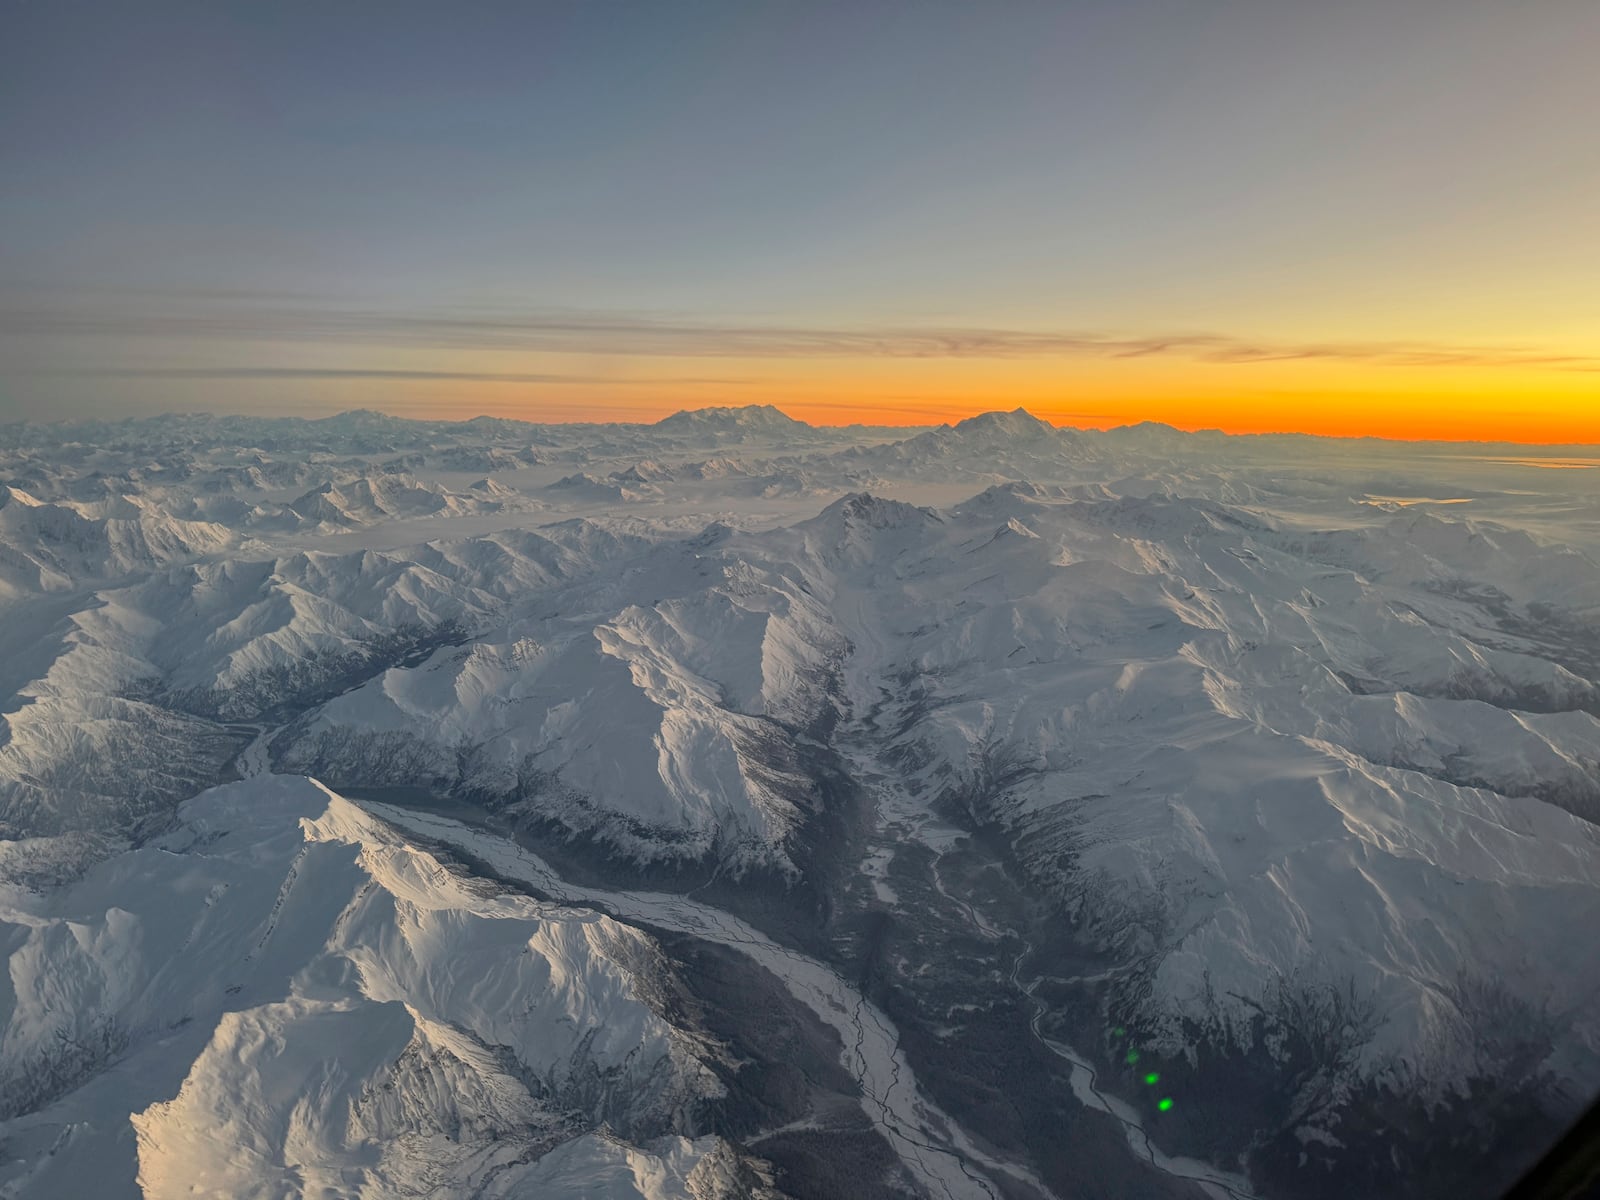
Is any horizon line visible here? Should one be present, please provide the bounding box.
[4,402,1596,449]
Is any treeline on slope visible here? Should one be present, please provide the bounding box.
[0,1016,126,1122]
[1075,967,1570,1200]
[0,703,236,840]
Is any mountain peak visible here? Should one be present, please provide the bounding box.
[815,491,937,530]
[0,485,44,510]
[949,408,1056,438]
[654,404,806,432]
[314,409,405,427]
[1102,419,1190,441]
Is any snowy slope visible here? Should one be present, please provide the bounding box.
[275,531,850,874]
[0,521,683,840]
[287,470,527,529]
[0,776,743,1200]
[0,485,236,595]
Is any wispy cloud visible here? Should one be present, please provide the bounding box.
[36,366,751,385]
[5,300,1598,372]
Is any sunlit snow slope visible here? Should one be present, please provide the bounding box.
[0,776,745,1200]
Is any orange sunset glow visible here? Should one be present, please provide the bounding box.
[5,2,1598,444]
[227,349,1599,443]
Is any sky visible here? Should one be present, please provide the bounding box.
[3,0,1598,441]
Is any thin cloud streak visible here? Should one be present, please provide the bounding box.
[6,302,1599,372]
[35,366,753,385]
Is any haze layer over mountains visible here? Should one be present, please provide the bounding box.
[1,405,1596,1200]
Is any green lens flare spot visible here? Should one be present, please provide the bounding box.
[1144,1072,1160,1085]
[1112,1027,1126,1038]
[1124,1049,1140,1064]
[1158,1097,1174,1112]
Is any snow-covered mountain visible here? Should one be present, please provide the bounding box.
[272,532,849,875]
[0,776,758,1200]
[1,405,1597,1200]
[285,471,526,528]
[0,485,237,594]
[790,486,1600,1068]
[651,404,812,442]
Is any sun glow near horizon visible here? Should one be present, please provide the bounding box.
[5,2,1598,444]
[263,350,1599,443]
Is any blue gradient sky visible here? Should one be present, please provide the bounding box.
[4,1,1597,437]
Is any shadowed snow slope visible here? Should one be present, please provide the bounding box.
[780,485,1600,1080]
